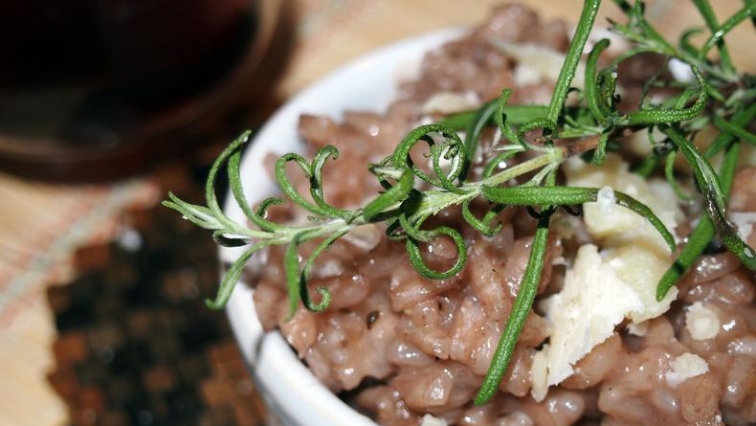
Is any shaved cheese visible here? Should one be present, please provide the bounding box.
[686,301,720,340]
[626,321,649,336]
[421,91,480,115]
[665,353,709,387]
[420,414,449,426]
[730,211,756,241]
[532,154,683,400]
[563,154,682,251]
[488,40,585,88]
[531,245,644,399]
[563,154,680,321]
[605,244,677,323]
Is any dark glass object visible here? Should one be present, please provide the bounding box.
[0,0,281,180]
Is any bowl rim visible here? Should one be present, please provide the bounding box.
[221,27,466,426]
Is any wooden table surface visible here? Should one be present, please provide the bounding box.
[1,1,751,424]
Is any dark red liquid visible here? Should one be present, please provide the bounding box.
[0,0,262,161]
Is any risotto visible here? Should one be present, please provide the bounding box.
[247,4,756,426]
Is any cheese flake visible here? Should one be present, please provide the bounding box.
[665,353,709,387]
[563,154,680,322]
[686,301,720,340]
[564,154,681,251]
[531,244,644,400]
[730,211,756,241]
[421,91,480,115]
[488,40,585,89]
[532,155,683,400]
[420,414,449,426]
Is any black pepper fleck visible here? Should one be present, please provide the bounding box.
[366,310,381,329]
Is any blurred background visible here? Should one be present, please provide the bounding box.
[0,0,752,425]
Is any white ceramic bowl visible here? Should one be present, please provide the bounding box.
[220,28,466,426]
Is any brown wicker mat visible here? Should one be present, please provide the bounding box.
[46,165,266,426]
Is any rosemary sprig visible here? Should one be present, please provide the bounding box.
[165,0,756,407]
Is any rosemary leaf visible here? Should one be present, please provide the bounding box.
[475,214,551,405]
[692,0,736,75]
[481,185,676,251]
[547,0,602,123]
[656,136,741,300]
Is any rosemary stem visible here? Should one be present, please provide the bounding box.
[480,149,563,188]
[413,149,564,218]
[706,102,756,157]
[547,0,602,124]
[692,0,736,76]
[440,104,549,131]
[713,116,756,145]
[475,214,551,405]
[656,138,740,300]
[700,3,756,65]
[656,100,756,299]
